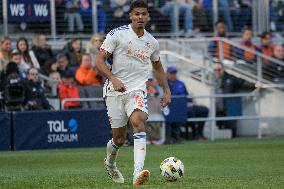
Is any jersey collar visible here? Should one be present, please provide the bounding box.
[129,24,145,39]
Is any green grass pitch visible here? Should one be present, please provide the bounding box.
[0,138,284,189]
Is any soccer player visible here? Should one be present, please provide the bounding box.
[95,0,171,186]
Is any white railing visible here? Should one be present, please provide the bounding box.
[158,37,284,89]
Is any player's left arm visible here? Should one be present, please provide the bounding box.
[152,59,171,108]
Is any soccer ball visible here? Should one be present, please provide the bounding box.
[160,157,184,181]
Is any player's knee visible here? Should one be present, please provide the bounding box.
[132,119,146,133]
[113,136,125,147]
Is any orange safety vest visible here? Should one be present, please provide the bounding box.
[212,36,232,59]
[75,64,103,86]
[58,82,80,109]
[242,42,256,62]
[216,41,231,59]
[260,46,273,64]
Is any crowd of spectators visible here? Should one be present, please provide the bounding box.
[208,20,284,82]
[0,34,105,112]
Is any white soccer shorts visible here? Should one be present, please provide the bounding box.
[105,90,148,128]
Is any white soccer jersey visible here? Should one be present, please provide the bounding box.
[100,24,160,97]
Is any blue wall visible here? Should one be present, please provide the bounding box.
[0,109,110,151]
[0,113,11,151]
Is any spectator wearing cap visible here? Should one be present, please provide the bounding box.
[75,53,103,86]
[10,49,28,79]
[166,66,209,142]
[58,69,81,109]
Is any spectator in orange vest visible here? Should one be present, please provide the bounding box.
[75,53,103,86]
[236,27,257,64]
[208,20,232,62]
[58,69,81,109]
[258,32,274,64]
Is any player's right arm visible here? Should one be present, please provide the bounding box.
[95,50,126,92]
[95,29,126,93]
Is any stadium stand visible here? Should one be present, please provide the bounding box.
[0,0,284,146]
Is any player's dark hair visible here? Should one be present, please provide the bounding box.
[130,0,148,12]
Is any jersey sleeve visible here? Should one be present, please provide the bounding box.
[150,41,160,62]
[100,32,118,54]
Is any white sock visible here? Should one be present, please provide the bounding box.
[133,132,147,176]
[106,139,119,165]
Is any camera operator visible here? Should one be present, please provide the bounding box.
[2,61,26,111]
[24,67,52,110]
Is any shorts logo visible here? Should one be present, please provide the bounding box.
[134,93,144,108]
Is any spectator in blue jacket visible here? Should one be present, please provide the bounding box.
[166,66,209,142]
